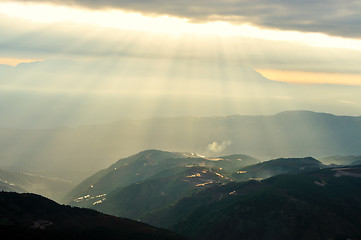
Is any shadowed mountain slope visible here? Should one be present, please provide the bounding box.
[144,166,361,240]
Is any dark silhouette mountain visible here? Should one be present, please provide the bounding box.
[0,168,71,202]
[64,150,259,205]
[232,157,324,181]
[2,111,361,182]
[144,166,361,240]
[0,191,187,240]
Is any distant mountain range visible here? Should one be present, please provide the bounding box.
[0,168,71,202]
[2,111,361,182]
[0,192,187,240]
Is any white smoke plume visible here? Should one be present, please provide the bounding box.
[207,140,232,154]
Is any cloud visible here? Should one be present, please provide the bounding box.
[1,12,361,76]
[7,0,361,38]
[207,140,232,154]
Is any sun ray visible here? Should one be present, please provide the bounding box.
[1,1,361,51]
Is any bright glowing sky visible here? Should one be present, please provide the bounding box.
[0,1,361,85]
[0,0,361,127]
[1,2,361,51]
[0,1,360,83]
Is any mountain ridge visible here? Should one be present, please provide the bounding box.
[2,110,361,182]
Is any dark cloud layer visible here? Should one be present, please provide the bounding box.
[10,0,361,38]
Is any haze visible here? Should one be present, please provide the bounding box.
[0,0,361,181]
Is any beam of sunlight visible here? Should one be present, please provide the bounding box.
[1,2,361,51]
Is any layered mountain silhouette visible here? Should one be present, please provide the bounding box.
[144,166,361,240]
[2,111,361,182]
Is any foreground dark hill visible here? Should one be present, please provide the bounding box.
[144,166,361,240]
[2,111,361,182]
[0,192,187,240]
[0,168,71,202]
[64,150,259,204]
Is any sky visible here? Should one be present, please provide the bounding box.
[0,0,361,128]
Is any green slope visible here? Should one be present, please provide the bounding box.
[93,166,232,220]
[65,149,259,205]
[63,149,185,203]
